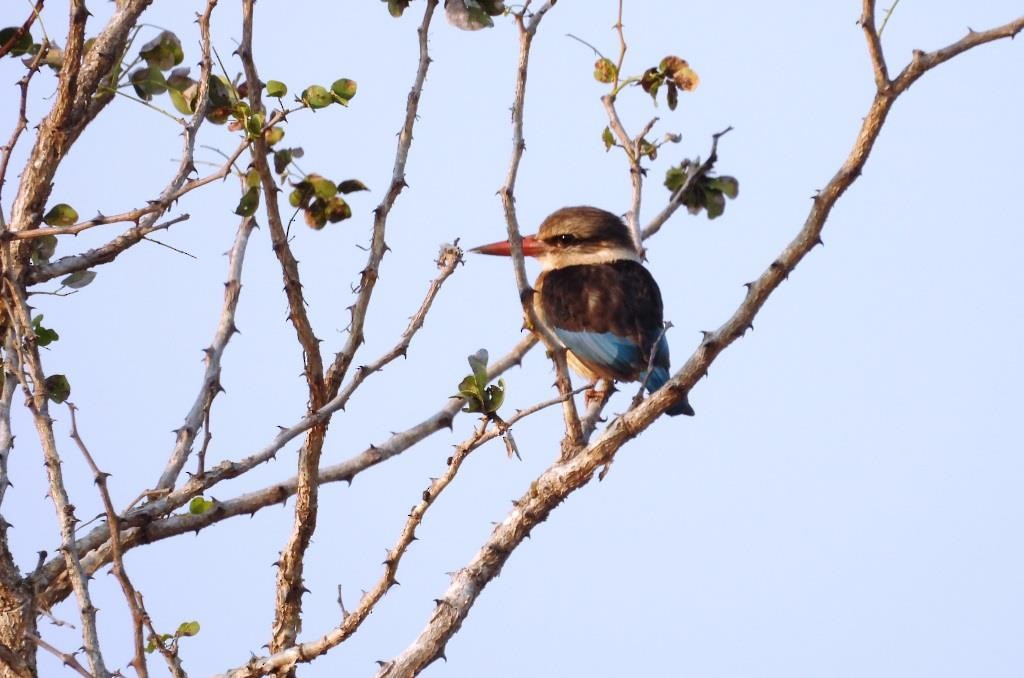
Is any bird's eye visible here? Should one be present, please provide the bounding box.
[555,234,576,246]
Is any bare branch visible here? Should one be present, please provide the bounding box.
[213,387,579,678]
[32,636,91,678]
[67,403,154,678]
[0,281,110,677]
[8,0,155,244]
[36,334,536,609]
[860,0,891,90]
[324,0,442,394]
[891,16,1024,93]
[155,216,255,490]
[24,214,191,284]
[0,34,47,230]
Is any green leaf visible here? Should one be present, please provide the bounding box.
[32,315,59,347]
[264,126,284,146]
[44,374,71,404]
[638,138,657,160]
[308,175,337,200]
[664,165,687,193]
[601,126,615,151]
[666,81,678,111]
[459,375,484,413]
[330,78,358,105]
[386,0,412,17]
[324,197,352,223]
[708,175,739,199]
[189,497,214,515]
[139,30,184,70]
[704,189,726,219]
[245,111,265,138]
[130,64,168,100]
[274,149,293,175]
[303,200,328,229]
[593,57,617,84]
[176,621,200,637]
[301,85,333,109]
[60,270,97,289]
[478,0,507,16]
[266,80,287,98]
[31,234,58,264]
[467,349,489,389]
[167,68,198,115]
[336,179,369,194]
[484,379,505,413]
[43,204,79,227]
[640,67,662,103]
[235,186,260,217]
[0,27,34,57]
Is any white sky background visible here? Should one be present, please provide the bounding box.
[3,0,1023,675]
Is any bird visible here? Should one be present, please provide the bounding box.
[471,205,694,416]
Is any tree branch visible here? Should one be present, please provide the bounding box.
[0,281,110,677]
[214,387,578,678]
[35,334,536,610]
[860,0,891,90]
[154,215,254,490]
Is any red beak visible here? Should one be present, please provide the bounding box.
[470,234,546,257]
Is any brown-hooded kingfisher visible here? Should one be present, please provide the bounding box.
[471,205,694,416]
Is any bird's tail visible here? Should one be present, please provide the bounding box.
[644,367,695,417]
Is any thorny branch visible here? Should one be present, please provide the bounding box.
[155,215,255,490]
[215,387,581,678]
[377,12,1024,676]
[67,403,185,678]
[35,334,536,609]
[0,281,110,677]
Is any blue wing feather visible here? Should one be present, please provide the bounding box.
[552,328,642,380]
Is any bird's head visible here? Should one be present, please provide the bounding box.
[470,206,640,270]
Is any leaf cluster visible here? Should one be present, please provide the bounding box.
[664,160,739,220]
[145,620,200,654]
[288,175,368,229]
[457,350,505,415]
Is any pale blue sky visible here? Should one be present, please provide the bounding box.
[4,1,1022,676]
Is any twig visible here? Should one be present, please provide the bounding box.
[0,280,110,677]
[376,12,1024,675]
[323,0,441,395]
[0,33,47,230]
[66,403,153,678]
[629,322,670,409]
[33,635,92,678]
[861,0,891,90]
[640,126,732,241]
[36,334,537,610]
[25,214,192,284]
[877,0,901,38]
[155,215,254,490]
[211,386,579,678]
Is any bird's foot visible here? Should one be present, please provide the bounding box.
[583,381,615,409]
